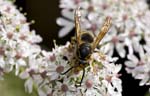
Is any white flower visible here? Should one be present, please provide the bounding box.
[53,77,78,96]
[44,44,71,80]
[101,26,126,58]
[101,63,122,96]
[125,46,150,86]
[46,60,67,80]
[56,9,74,37]
[102,77,122,96]
[79,72,103,96]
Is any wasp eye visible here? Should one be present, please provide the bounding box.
[81,33,93,43]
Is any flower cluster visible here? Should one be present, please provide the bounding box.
[0,0,122,96]
[0,0,42,79]
[125,45,150,92]
[20,42,122,96]
[57,0,150,91]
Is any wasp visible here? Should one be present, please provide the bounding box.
[61,7,112,86]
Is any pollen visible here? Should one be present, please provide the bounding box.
[61,84,69,92]
[85,79,93,88]
[56,65,64,73]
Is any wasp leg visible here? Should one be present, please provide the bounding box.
[75,67,85,87]
[61,66,74,75]
[80,68,85,86]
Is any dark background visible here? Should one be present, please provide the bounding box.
[15,0,150,96]
[15,0,74,50]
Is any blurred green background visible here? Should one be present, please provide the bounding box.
[0,72,37,96]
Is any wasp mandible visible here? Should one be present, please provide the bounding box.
[61,7,112,86]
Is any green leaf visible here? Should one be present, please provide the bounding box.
[0,72,37,96]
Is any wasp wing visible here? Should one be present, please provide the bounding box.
[74,7,82,47]
[92,17,112,51]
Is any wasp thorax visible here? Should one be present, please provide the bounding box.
[81,32,94,43]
